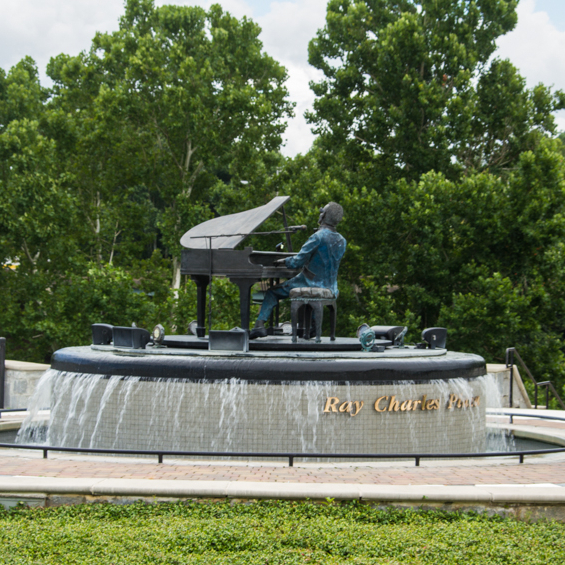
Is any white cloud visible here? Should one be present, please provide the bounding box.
[277,61,323,156]
[497,0,565,131]
[0,1,257,81]
[0,0,325,155]
[0,0,123,82]
[258,0,327,156]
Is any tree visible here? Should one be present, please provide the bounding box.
[278,1,565,395]
[46,0,294,286]
[307,0,564,183]
[559,132,565,157]
[0,58,85,360]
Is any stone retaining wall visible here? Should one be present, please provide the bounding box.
[486,364,532,409]
[3,360,50,409]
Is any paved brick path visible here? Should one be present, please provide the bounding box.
[1,452,564,485]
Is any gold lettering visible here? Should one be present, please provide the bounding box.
[473,396,480,407]
[324,397,340,413]
[400,399,412,411]
[388,395,400,412]
[339,401,352,413]
[421,395,427,410]
[457,398,463,408]
[375,396,389,412]
[463,399,469,408]
[425,400,435,410]
[351,401,364,417]
[447,394,457,409]
[412,400,422,411]
[431,399,440,410]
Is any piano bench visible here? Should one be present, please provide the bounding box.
[289,287,337,344]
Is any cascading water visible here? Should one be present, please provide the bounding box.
[482,372,516,452]
[17,368,506,458]
[18,370,353,455]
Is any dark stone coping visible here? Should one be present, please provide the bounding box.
[51,347,486,384]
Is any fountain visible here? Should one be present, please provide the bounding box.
[18,328,490,458]
[18,198,491,457]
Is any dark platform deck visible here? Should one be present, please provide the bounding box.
[162,334,392,352]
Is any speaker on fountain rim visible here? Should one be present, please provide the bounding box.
[91,323,113,345]
[421,327,447,349]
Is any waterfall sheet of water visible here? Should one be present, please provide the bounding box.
[482,372,517,452]
[17,370,506,457]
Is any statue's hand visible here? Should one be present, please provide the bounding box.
[274,258,287,267]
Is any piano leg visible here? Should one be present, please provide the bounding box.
[191,275,210,337]
[230,278,258,331]
[274,278,281,328]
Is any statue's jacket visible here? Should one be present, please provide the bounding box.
[285,227,346,297]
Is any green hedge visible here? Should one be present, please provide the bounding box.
[1,501,564,564]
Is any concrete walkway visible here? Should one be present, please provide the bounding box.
[2,409,565,520]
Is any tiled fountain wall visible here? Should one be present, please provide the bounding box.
[22,370,487,455]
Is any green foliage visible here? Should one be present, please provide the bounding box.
[0,254,250,362]
[291,0,565,396]
[558,132,565,157]
[1,501,564,564]
[45,0,293,267]
[269,131,565,394]
[308,0,563,183]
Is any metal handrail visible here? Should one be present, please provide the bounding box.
[1,441,564,468]
[487,410,565,423]
[0,408,28,419]
[0,337,5,409]
[506,348,565,410]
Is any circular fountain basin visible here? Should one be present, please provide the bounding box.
[23,344,488,458]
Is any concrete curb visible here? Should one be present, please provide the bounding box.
[512,428,565,447]
[1,477,565,504]
[0,421,21,432]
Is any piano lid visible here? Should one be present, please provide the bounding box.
[180,196,291,250]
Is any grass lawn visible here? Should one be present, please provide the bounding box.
[1,500,563,564]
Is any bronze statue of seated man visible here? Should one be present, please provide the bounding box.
[249,202,346,339]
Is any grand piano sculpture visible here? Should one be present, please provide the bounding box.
[180,196,302,337]
[92,196,414,351]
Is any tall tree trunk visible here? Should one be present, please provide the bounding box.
[172,256,181,291]
[95,191,102,264]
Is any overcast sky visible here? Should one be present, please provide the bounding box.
[1,0,564,156]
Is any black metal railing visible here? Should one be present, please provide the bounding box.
[506,347,565,410]
[0,337,5,409]
[1,442,564,467]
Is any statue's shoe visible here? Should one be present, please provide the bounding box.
[249,326,268,340]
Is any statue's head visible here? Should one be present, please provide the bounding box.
[319,202,343,228]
